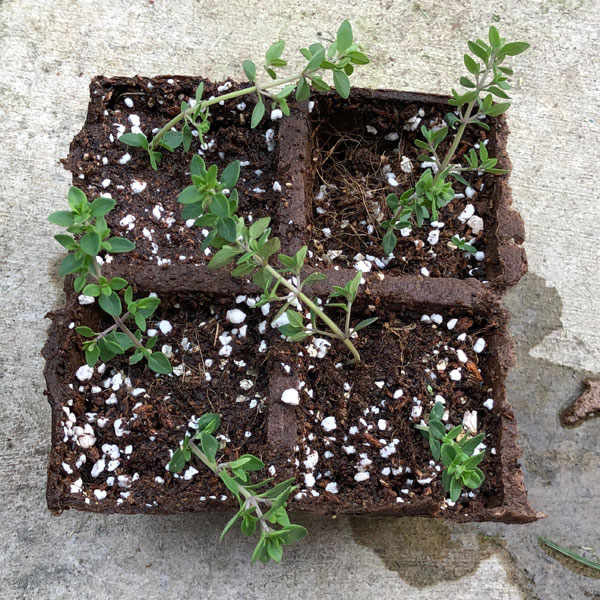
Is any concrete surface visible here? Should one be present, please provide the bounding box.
[0,0,599,598]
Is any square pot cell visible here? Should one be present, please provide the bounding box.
[44,291,281,513]
[63,76,299,275]
[268,287,539,523]
[280,89,526,291]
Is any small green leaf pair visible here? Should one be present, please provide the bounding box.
[324,270,377,338]
[381,169,453,253]
[168,413,221,473]
[177,156,240,235]
[450,236,477,254]
[79,329,135,367]
[328,269,362,307]
[178,83,211,148]
[299,21,366,100]
[415,124,448,155]
[277,309,310,342]
[123,287,161,332]
[270,84,295,117]
[264,40,287,80]
[208,216,282,275]
[250,523,308,564]
[118,132,164,171]
[415,401,486,502]
[276,247,327,290]
[414,169,455,223]
[82,276,127,298]
[456,141,507,176]
[119,85,211,170]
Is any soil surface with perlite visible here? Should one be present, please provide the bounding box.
[64,76,283,270]
[307,95,498,279]
[45,76,537,523]
[63,77,526,290]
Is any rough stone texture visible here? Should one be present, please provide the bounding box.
[0,1,598,599]
[561,378,600,426]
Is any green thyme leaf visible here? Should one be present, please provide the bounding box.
[333,70,350,99]
[147,351,172,374]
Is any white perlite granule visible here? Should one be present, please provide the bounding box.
[281,388,299,405]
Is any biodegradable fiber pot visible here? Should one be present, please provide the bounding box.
[44,76,539,523]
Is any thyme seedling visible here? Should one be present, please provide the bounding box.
[168,413,307,564]
[382,26,529,254]
[415,401,486,502]
[120,20,369,170]
[450,235,477,254]
[178,155,375,363]
[119,21,375,361]
[49,187,172,374]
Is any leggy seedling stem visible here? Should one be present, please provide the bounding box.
[186,438,273,533]
[433,61,493,182]
[91,257,145,351]
[121,20,370,169]
[197,209,370,364]
[149,72,307,151]
[381,27,529,254]
[217,229,362,361]
[260,262,361,363]
[385,62,495,228]
[169,414,307,563]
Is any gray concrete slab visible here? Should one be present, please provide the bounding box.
[0,0,598,598]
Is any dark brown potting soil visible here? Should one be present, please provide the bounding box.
[306,94,498,278]
[44,77,537,524]
[64,76,282,269]
[291,309,502,513]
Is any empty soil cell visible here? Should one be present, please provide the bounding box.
[44,279,539,522]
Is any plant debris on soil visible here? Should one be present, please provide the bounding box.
[305,95,501,279]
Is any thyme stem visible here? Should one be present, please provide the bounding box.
[92,257,144,350]
[149,71,310,151]
[260,262,361,363]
